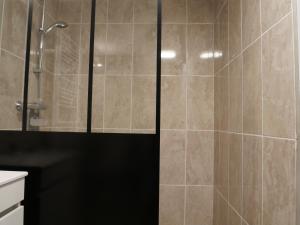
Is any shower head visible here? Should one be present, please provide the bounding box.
[43,21,68,34]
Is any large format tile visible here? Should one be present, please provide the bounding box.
[92,76,105,130]
[104,76,131,129]
[82,0,107,23]
[214,3,228,72]
[242,0,261,48]
[186,186,213,225]
[133,24,157,75]
[58,0,82,23]
[261,0,291,32]
[243,40,262,135]
[106,24,133,75]
[161,76,186,129]
[187,131,214,185]
[243,135,262,225]
[2,0,28,58]
[162,0,186,23]
[187,76,214,130]
[263,138,296,225]
[217,132,229,199]
[0,51,24,130]
[187,0,214,23]
[229,0,241,59]
[132,77,156,129]
[134,0,157,23]
[160,186,185,225]
[160,131,186,184]
[81,24,106,75]
[108,0,133,23]
[187,24,214,75]
[262,15,296,138]
[162,25,187,75]
[228,56,242,132]
[228,133,242,214]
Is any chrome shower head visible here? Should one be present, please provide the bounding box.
[43,21,68,34]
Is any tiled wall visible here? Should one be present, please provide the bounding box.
[159,1,215,225]
[213,0,297,225]
[0,0,28,130]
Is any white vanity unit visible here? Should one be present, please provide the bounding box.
[0,171,27,225]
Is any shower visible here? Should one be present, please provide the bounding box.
[15,20,68,130]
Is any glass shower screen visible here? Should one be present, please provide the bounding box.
[24,0,158,133]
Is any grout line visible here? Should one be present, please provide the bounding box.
[1,48,25,61]
[215,129,297,141]
[259,0,264,224]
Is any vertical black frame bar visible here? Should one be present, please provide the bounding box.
[155,0,162,136]
[22,0,33,131]
[87,0,96,133]
[155,0,162,224]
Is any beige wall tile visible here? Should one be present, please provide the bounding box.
[228,133,242,214]
[214,3,228,72]
[187,131,214,185]
[92,76,105,130]
[214,76,221,130]
[162,0,186,23]
[218,67,229,131]
[263,138,296,225]
[82,24,106,75]
[228,56,242,132]
[77,76,88,128]
[262,15,296,138]
[44,0,59,19]
[228,207,242,225]
[82,0,108,23]
[2,0,28,58]
[162,25,187,75]
[242,0,261,48]
[261,0,291,32]
[133,24,157,75]
[104,76,131,129]
[229,0,241,59]
[52,75,78,128]
[243,39,262,135]
[55,24,81,75]
[186,186,214,225]
[243,135,262,225]
[213,190,228,225]
[187,77,214,130]
[132,77,156,129]
[58,0,82,23]
[134,0,157,23]
[161,76,186,129]
[160,186,185,225]
[217,132,229,199]
[214,131,220,187]
[187,0,214,23]
[0,51,24,130]
[106,24,133,75]
[160,131,186,184]
[187,24,214,75]
[108,0,133,23]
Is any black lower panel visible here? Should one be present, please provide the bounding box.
[0,132,159,225]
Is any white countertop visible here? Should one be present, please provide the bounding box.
[0,171,28,187]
